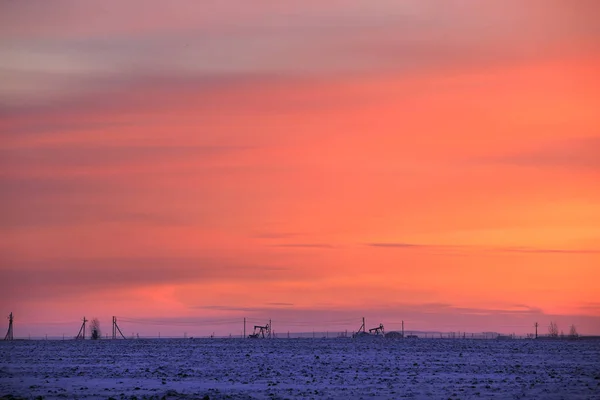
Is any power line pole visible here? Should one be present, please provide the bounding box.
[243,318,246,339]
[4,312,14,341]
[112,317,126,339]
[76,316,88,340]
[534,322,538,339]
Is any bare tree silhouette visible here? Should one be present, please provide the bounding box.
[90,318,101,340]
[548,321,559,338]
[569,324,578,339]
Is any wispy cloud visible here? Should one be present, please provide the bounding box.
[0,144,251,170]
[0,202,192,229]
[497,247,600,254]
[1,120,130,138]
[367,243,600,255]
[253,232,303,239]
[0,257,300,301]
[578,302,600,314]
[3,1,598,109]
[366,243,467,254]
[270,244,334,249]
[367,243,427,248]
[196,302,295,312]
[482,136,600,170]
[192,305,267,313]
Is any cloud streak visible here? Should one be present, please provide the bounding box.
[367,243,430,249]
[0,257,304,301]
[2,1,598,108]
[498,247,600,254]
[270,244,334,249]
[368,243,600,255]
[485,136,600,171]
[0,145,251,170]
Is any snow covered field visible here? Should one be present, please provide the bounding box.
[1,338,599,399]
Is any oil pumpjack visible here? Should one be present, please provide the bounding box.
[248,322,271,339]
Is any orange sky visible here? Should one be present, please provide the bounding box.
[1,0,599,337]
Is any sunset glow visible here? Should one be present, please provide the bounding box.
[1,0,599,338]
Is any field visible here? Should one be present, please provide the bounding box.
[1,338,599,399]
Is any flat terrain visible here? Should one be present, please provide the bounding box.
[1,338,599,399]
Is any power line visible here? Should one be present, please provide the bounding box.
[115,316,242,326]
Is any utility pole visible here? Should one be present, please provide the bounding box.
[402,320,404,338]
[534,322,538,339]
[76,316,88,340]
[269,319,272,339]
[4,312,14,341]
[243,318,246,339]
[111,317,126,339]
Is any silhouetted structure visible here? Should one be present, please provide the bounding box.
[248,322,271,338]
[353,317,367,337]
[353,318,389,338]
[4,312,13,341]
[369,323,385,336]
[112,316,126,339]
[385,320,404,338]
[76,316,88,339]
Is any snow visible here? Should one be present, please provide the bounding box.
[1,338,599,399]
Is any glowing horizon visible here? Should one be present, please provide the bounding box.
[1,0,599,337]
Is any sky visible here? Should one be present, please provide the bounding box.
[1,0,599,338]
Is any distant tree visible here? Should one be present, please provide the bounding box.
[548,321,559,338]
[90,318,101,340]
[569,325,579,338]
